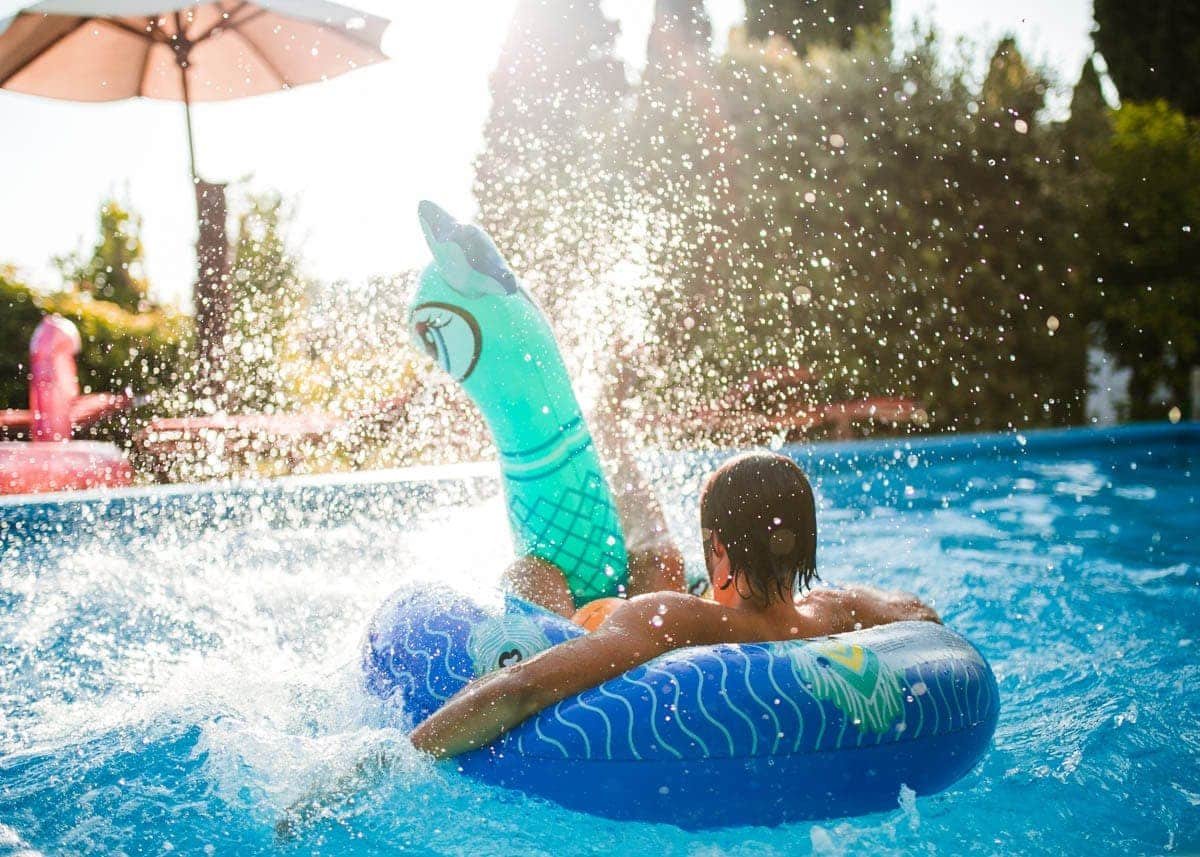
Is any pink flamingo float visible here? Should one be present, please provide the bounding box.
[0,316,133,495]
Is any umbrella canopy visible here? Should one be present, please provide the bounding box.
[0,0,388,104]
[0,0,389,401]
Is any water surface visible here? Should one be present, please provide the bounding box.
[1,424,1196,855]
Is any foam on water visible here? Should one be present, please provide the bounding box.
[1,426,1197,855]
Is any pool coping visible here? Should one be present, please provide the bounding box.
[0,420,1194,513]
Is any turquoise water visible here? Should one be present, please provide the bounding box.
[0,424,1196,855]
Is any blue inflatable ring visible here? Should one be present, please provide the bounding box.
[363,588,999,828]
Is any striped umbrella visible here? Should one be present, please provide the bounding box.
[0,0,389,394]
[0,0,389,177]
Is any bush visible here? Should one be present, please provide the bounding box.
[1087,100,1200,418]
[0,269,189,412]
[0,269,45,409]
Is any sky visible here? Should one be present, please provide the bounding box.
[0,0,1096,307]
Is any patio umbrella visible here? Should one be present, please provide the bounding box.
[0,0,389,394]
[0,0,388,177]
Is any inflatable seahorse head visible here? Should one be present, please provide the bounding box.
[408,202,631,606]
[409,200,546,389]
[408,202,578,432]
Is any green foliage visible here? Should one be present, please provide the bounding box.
[1087,100,1200,418]
[470,4,1198,436]
[473,0,634,336]
[632,11,739,426]
[0,267,188,412]
[1093,0,1200,117]
[1065,56,1111,147]
[981,37,1044,120]
[43,290,190,400]
[634,29,1090,433]
[223,189,309,413]
[475,9,1112,436]
[745,0,890,54]
[54,199,150,312]
[0,268,45,409]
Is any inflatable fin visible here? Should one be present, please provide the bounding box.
[417,200,518,298]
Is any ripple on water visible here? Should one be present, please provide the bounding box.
[0,427,1197,854]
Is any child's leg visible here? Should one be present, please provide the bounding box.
[590,372,686,597]
[501,555,576,618]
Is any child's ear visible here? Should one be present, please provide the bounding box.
[710,534,728,559]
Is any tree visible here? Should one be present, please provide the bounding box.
[223,190,309,413]
[1092,0,1200,117]
[473,0,633,345]
[745,0,890,55]
[478,3,1105,438]
[1,266,187,415]
[647,0,712,67]
[981,37,1043,122]
[637,29,1093,435]
[1065,55,1110,145]
[55,199,150,312]
[958,39,1089,426]
[633,0,737,423]
[1087,100,1200,418]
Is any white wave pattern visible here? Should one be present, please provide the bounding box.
[516,640,996,762]
[371,595,999,765]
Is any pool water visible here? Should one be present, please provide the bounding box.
[0,424,1196,855]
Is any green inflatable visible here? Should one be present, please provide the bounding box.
[409,201,629,606]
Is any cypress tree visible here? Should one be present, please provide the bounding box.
[1093,0,1200,117]
[474,0,631,329]
[744,0,890,54]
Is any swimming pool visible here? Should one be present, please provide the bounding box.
[1,424,1196,855]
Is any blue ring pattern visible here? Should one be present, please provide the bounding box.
[363,588,1000,827]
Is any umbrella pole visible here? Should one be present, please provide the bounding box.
[178,61,197,181]
[182,96,198,182]
[171,9,197,182]
[173,35,228,404]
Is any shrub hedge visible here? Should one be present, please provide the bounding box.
[0,269,189,411]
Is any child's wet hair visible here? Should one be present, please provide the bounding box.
[699,451,818,604]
